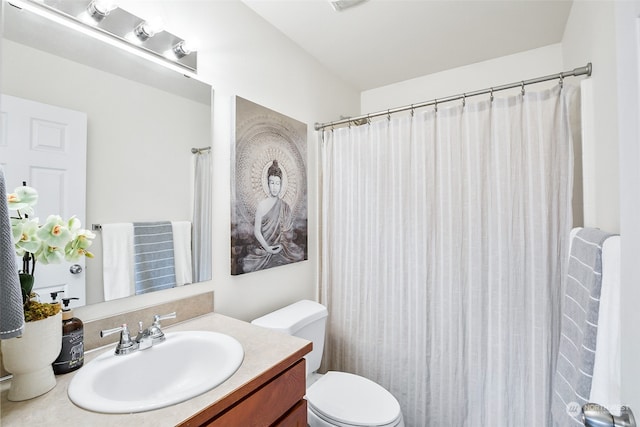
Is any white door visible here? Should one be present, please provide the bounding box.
[0,94,88,306]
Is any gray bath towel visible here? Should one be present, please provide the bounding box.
[133,221,176,295]
[552,228,614,426]
[0,168,25,339]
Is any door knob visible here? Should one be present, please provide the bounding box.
[70,264,83,274]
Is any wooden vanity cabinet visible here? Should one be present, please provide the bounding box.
[178,343,311,427]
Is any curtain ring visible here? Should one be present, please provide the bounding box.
[521,81,525,96]
[490,88,494,102]
[367,114,371,125]
[434,99,438,113]
[558,73,564,89]
[410,104,415,117]
[462,93,466,108]
[387,109,391,121]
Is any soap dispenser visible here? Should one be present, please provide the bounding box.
[49,290,64,311]
[52,297,84,374]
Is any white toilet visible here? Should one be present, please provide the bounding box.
[251,300,405,427]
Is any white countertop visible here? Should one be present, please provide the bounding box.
[0,312,310,426]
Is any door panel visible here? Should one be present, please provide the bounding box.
[0,94,88,305]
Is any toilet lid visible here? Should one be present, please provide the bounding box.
[306,371,401,427]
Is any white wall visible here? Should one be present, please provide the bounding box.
[613,0,640,414]
[361,44,565,113]
[562,0,620,233]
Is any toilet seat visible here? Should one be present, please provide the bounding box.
[306,371,402,427]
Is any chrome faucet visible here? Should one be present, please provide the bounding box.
[583,403,636,427]
[100,312,177,355]
[136,311,176,350]
[134,321,153,350]
[100,323,138,355]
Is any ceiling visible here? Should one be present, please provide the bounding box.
[242,0,573,92]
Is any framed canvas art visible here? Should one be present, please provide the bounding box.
[231,97,308,275]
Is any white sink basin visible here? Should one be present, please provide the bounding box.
[68,331,244,413]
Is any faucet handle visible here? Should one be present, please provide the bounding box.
[100,323,138,355]
[148,312,176,344]
[154,312,177,324]
[100,324,127,338]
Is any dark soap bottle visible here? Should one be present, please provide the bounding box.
[52,297,84,374]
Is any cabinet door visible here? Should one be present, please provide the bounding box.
[206,359,306,426]
[272,400,307,427]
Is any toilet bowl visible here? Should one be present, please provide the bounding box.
[251,300,404,427]
[306,371,404,427]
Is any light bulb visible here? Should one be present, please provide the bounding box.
[87,0,117,22]
[134,17,165,41]
[172,40,197,58]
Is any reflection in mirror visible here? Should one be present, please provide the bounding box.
[1,3,213,306]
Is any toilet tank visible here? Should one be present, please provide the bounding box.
[251,300,328,375]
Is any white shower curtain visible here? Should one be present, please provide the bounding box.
[192,150,212,282]
[321,86,576,426]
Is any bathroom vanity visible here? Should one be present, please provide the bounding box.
[0,312,311,426]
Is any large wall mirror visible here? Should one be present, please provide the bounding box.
[1,3,212,307]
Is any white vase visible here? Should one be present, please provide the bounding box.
[1,312,62,401]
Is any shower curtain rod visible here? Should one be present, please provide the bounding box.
[314,62,592,131]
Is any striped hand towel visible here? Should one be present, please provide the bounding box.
[552,228,614,425]
[133,221,177,295]
[0,168,25,339]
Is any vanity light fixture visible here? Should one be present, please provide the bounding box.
[11,0,197,73]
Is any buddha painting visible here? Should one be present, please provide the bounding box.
[231,97,307,275]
